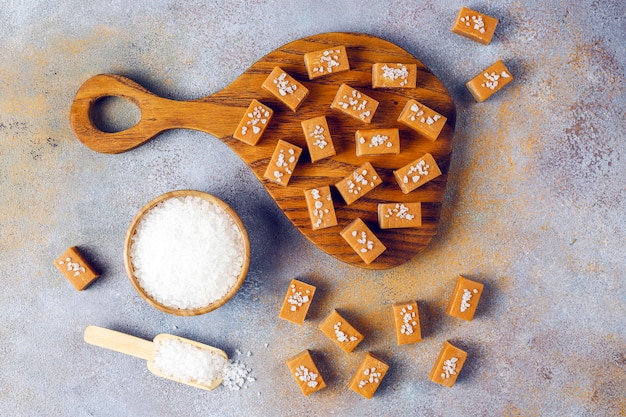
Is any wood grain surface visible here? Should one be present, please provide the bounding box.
[70,32,456,269]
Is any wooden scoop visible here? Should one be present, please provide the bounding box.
[83,325,228,390]
[70,32,456,269]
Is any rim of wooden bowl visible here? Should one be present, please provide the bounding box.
[124,190,251,316]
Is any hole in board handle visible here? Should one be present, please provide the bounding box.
[90,96,141,133]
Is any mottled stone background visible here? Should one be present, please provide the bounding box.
[1,1,624,416]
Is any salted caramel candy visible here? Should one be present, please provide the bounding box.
[451,7,499,45]
[466,60,513,102]
[429,341,467,388]
[301,116,336,162]
[355,128,400,156]
[378,202,422,229]
[304,186,338,230]
[319,309,363,353]
[263,139,302,186]
[262,66,309,111]
[232,99,273,146]
[330,84,379,124]
[286,350,327,396]
[340,218,386,264]
[304,45,350,79]
[348,352,389,399]
[392,301,422,345]
[55,246,100,291]
[446,275,484,321]
[372,63,417,88]
[279,279,316,325]
[397,99,447,142]
[393,153,442,194]
[335,162,382,205]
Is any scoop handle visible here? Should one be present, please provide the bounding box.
[69,74,243,154]
[84,325,155,361]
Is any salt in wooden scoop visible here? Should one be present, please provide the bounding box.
[83,325,228,390]
[70,32,456,269]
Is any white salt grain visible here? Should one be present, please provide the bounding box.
[153,339,227,386]
[222,359,256,391]
[130,196,245,310]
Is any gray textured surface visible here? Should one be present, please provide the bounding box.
[1,1,625,416]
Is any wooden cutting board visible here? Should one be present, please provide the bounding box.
[70,32,456,269]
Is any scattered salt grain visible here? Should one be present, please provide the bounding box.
[130,196,245,310]
[222,358,256,391]
[153,339,227,386]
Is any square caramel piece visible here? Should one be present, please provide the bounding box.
[348,352,390,399]
[466,60,513,102]
[279,279,317,325]
[263,139,302,186]
[451,7,499,45]
[54,246,99,291]
[304,186,338,230]
[392,301,422,345]
[340,218,386,265]
[378,202,422,229]
[232,99,273,146]
[319,309,363,353]
[397,99,447,142]
[355,128,400,156]
[330,84,379,124]
[429,341,468,388]
[372,63,417,88]
[262,66,309,111]
[304,45,350,79]
[335,162,382,205]
[301,116,336,162]
[446,275,484,321]
[393,153,442,194]
[286,350,327,396]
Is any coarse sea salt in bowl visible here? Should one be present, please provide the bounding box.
[124,190,250,316]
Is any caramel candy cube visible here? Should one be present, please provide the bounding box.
[263,139,302,186]
[340,218,386,265]
[319,309,363,353]
[393,153,442,194]
[355,128,400,156]
[279,279,317,325]
[54,246,99,291]
[348,352,389,399]
[451,7,498,45]
[330,84,379,124]
[446,276,484,321]
[392,301,422,345]
[378,202,422,229]
[286,350,327,396]
[466,60,513,102]
[304,186,338,230]
[301,116,336,162]
[304,45,350,79]
[397,99,447,142]
[429,341,467,387]
[262,66,309,111]
[232,100,273,146]
[335,162,382,205]
[372,63,417,88]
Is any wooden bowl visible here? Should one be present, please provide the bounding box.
[124,190,250,316]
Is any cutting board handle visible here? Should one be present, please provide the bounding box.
[69,74,243,154]
[84,325,154,361]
